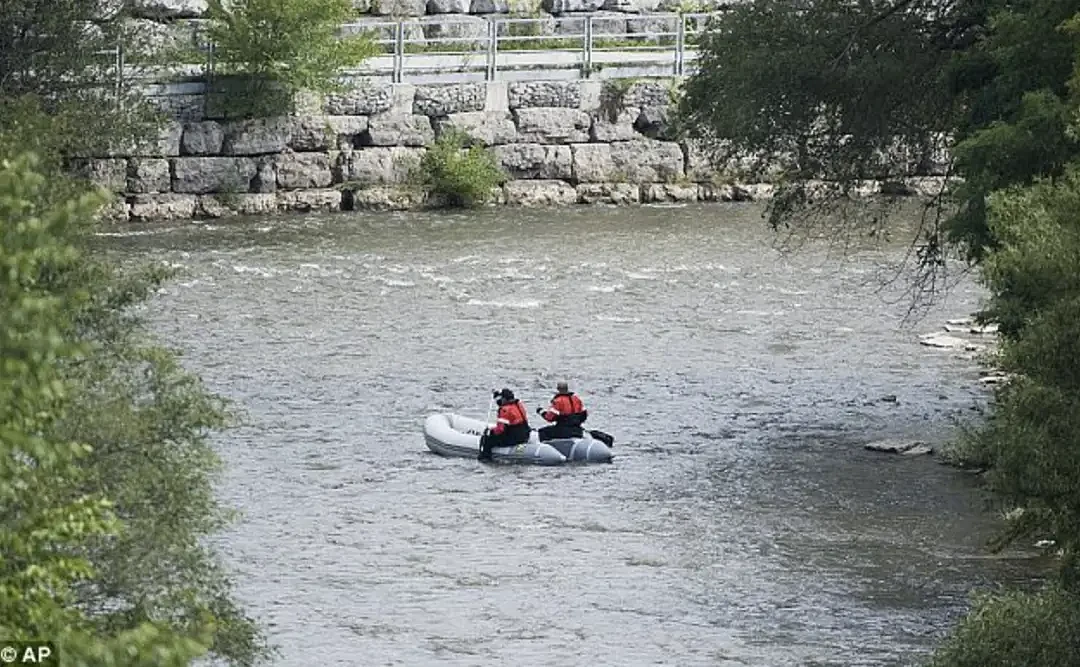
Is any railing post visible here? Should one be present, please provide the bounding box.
[394,21,404,83]
[206,39,215,83]
[204,38,215,117]
[675,14,685,76]
[115,43,124,110]
[486,18,497,82]
[583,15,593,78]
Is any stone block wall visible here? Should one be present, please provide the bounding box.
[80,78,947,222]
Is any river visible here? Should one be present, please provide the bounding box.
[102,202,1038,666]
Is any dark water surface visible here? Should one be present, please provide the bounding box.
[102,203,1038,666]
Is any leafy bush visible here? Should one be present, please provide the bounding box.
[0,151,217,665]
[206,0,378,119]
[1,139,271,664]
[927,586,1080,667]
[418,131,506,208]
[954,168,1080,566]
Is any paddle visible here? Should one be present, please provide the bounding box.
[589,429,615,448]
[478,391,498,461]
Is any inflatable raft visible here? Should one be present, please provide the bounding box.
[539,430,615,463]
[423,413,614,465]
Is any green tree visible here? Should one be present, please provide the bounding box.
[918,80,1080,667]
[206,0,379,118]
[1,141,271,664]
[0,0,162,164]
[52,263,272,665]
[679,0,1080,277]
[961,167,1080,575]
[0,151,214,665]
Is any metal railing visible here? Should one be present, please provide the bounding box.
[112,12,717,100]
[330,12,716,82]
[92,45,127,107]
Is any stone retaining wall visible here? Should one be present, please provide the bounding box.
[79,78,947,222]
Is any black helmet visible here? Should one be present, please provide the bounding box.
[499,388,515,402]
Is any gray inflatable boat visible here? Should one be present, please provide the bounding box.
[424,413,566,465]
[424,413,616,465]
[540,431,615,463]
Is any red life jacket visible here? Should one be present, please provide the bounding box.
[541,392,586,423]
[493,400,528,434]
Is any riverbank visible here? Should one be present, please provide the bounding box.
[78,79,949,222]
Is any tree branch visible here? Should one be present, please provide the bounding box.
[829,0,923,70]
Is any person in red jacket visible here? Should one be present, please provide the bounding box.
[479,388,531,461]
[536,381,589,441]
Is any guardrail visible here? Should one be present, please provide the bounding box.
[97,12,718,103]
[332,12,716,82]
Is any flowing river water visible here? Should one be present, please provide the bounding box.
[101,203,1040,666]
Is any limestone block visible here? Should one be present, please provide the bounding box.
[361,114,435,146]
[434,112,519,146]
[512,107,591,143]
[172,157,257,194]
[491,143,571,179]
[503,179,579,205]
[127,158,172,193]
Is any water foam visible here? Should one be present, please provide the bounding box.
[376,277,416,287]
[466,298,542,309]
[594,315,641,323]
[94,229,167,238]
[232,265,275,277]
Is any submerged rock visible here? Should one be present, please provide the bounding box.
[979,372,1012,386]
[919,333,969,349]
[864,439,934,456]
[944,322,1000,335]
[901,444,935,456]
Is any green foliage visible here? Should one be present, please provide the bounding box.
[1,143,270,665]
[599,78,637,123]
[681,0,952,182]
[57,269,270,665]
[928,161,1080,662]
[927,586,1080,667]
[978,168,1080,341]
[417,131,506,208]
[206,0,379,119]
[0,152,216,665]
[0,0,164,166]
[0,0,119,99]
[950,166,1080,573]
[679,0,1080,268]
